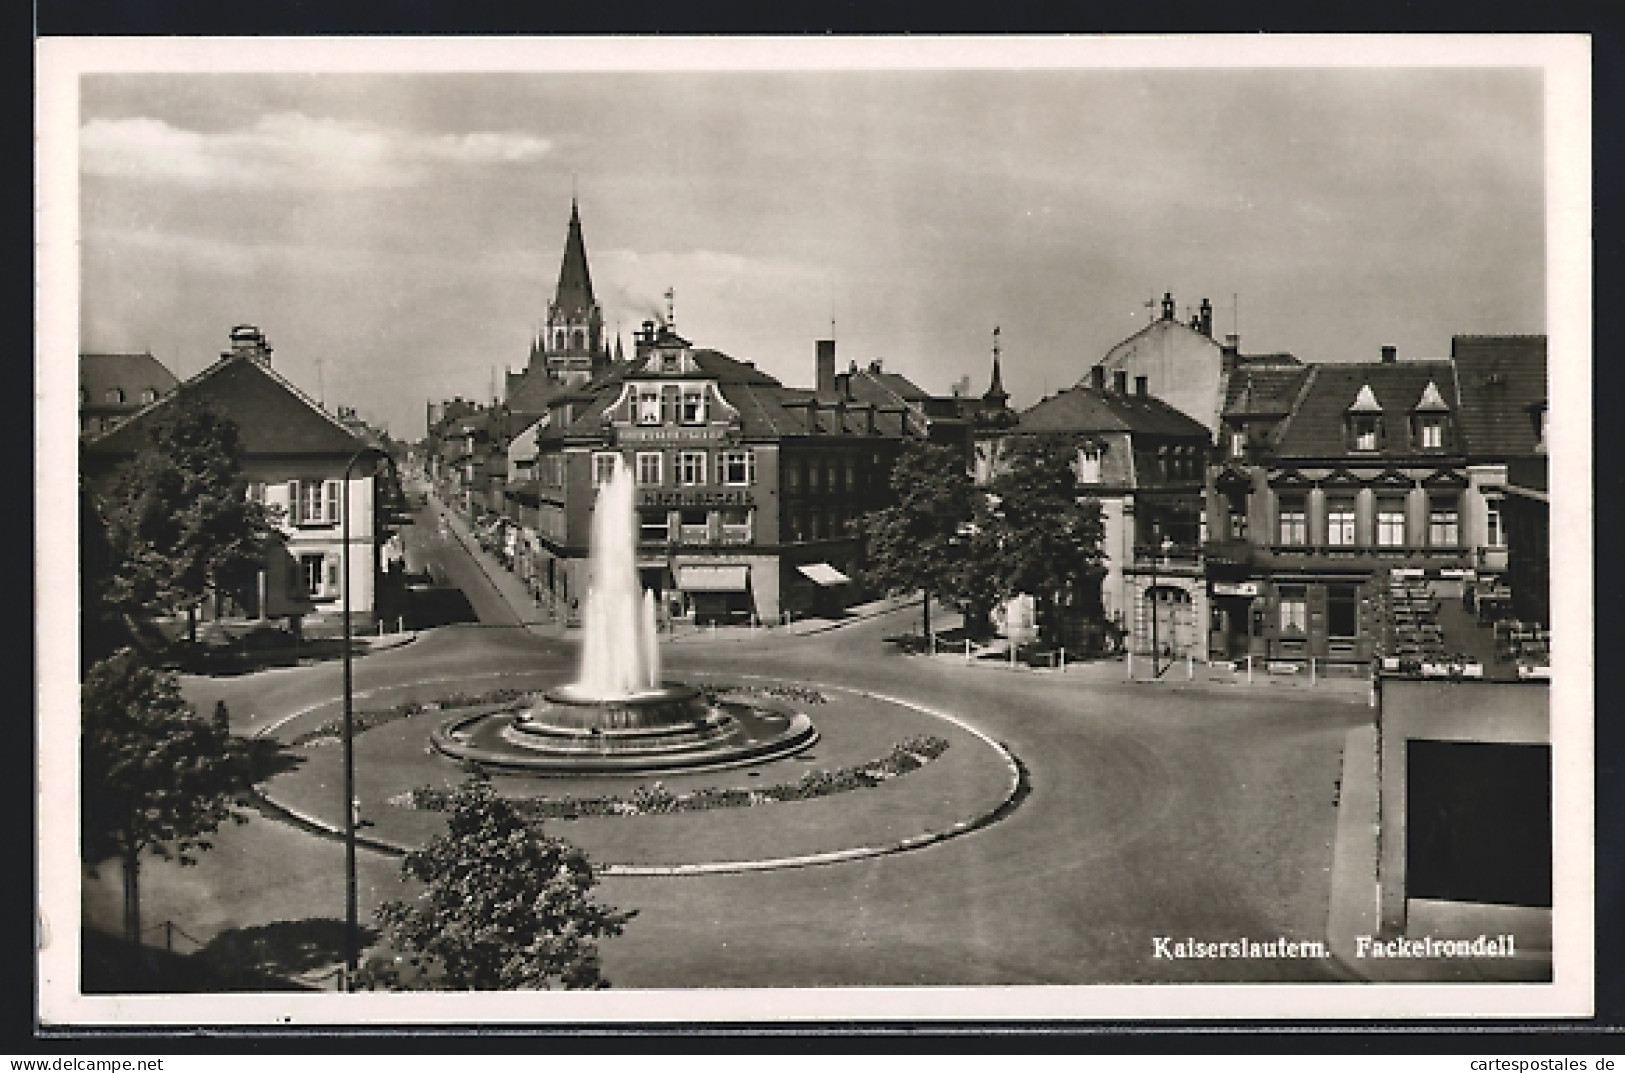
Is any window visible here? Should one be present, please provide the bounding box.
[639,509,669,544]
[722,450,754,486]
[636,452,663,486]
[680,387,706,424]
[677,451,707,486]
[140,388,158,404]
[844,458,856,493]
[1486,499,1504,548]
[1230,429,1247,458]
[1376,500,1406,547]
[554,331,565,350]
[1226,490,1248,541]
[1326,499,1356,546]
[1277,496,1307,545]
[1353,416,1379,452]
[1077,446,1102,484]
[809,510,823,540]
[1278,586,1308,635]
[246,482,267,505]
[1419,418,1444,449]
[809,459,822,493]
[289,480,336,526]
[1428,496,1459,547]
[785,461,801,492]
[678,508,708,543]
[592,452,619,488]
[720,506,752,544]
[301,554,326,597]
[571,329,585,350]
[1328,584,1359,639]
[637,389,662,426]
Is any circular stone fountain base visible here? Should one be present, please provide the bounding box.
[430,683,818,775]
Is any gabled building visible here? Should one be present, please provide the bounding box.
[83,325,390,628]
[1204,346,1476,665]
[976,365,1212,655]
[79,351,178,439]
[517,325,925,624]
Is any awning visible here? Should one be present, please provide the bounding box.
[797,562,851,587]
[677,565,750,593]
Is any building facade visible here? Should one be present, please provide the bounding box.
[79,350,179,439]
[84,326,390,629]
[975,365,1212,656]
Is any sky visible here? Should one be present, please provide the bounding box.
[75,59,1548,440]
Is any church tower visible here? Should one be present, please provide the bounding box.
[535,198,607,386]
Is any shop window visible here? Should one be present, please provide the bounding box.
[720,507,752,544]
[1429,496,1460,547]
[1277,496,1307,545]
[1376,500,1406,547]
[592,452,619,488]
[677,451,706,486]
[639,509,669,543]
[1278,586,1308,635]
[636,452,663,486]
[1326,499,1356,546]
[678,508,708,544]
[1328,584,1359,639]
[722,450,754,486]
[1485,499,1504,548]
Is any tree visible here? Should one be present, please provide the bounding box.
[372,779,634,990]
[81,648,255,952]
[97,401,278,644]
[982,433,1107,649]
[858,440,978,642]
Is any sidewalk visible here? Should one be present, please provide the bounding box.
[426,491,561,634]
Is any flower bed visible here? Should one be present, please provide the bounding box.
[291,688,530,747]
[391,735,951,821]
[697,683,828,706]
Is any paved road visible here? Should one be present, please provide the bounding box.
[85,502,1371,989]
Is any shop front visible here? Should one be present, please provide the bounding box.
[675,563,753,624]
[1208,579,1265,661]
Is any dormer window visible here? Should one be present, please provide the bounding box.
[637,388,661,425]
[680,386,707,424]
[1229,428,1246,459]
[660,353,680,374]
[1077,444,1102,484]
[1419,417,1445,449]
[105,388,124,405]
[1346,383,1384,451]
[1411,380,1450,451]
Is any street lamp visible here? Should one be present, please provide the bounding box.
[341,445,376,990]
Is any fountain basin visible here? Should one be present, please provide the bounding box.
[430,689,818,776]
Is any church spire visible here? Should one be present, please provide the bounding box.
[983,325,1009,407]
[553,197,595,318]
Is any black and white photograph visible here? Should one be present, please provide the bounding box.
[36,35,1593,1025]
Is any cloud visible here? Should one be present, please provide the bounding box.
[80,112,551,188]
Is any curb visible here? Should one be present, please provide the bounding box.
[249,674,1025,878]
[1324,723,1380,980]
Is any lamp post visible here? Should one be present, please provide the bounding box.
[340,445,374,990]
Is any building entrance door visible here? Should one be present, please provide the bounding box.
[1143,585,1194,656]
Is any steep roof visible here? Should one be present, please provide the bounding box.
[80,352,178,406]
[1014,386,1210,439]
[1222,365,1312,418]
[1271,360,1459,459]
[1451,334,1547,458]
[552,198,596,319]
[504,366,571,416]
[85,354,369,458]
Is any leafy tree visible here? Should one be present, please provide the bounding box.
[81,648,255,952]
[371,779,634,990]
[982,433,1107,648]
[97,401,278,643]
[858,440,978,641]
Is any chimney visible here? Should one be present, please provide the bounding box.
[225,324,272,366]
[1113,370,1129,394]
[1381,345,1397,364]
[816,339,836,395]
[869,358,883,374]
[1161,292,1175,320]
[635,320,658,362]
[1199,298,1213,337]
[1221,333,1240,375]
[1090,366,1106,392]
[1135,375,1149,397]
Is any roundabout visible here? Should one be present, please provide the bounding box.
[257,670,1022,873]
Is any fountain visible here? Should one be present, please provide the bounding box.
[430,456,817,774]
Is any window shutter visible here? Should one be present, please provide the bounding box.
[288,481,302,524]
[325,557,339,592]
[324,480,341,524]
[748,450,756,485]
